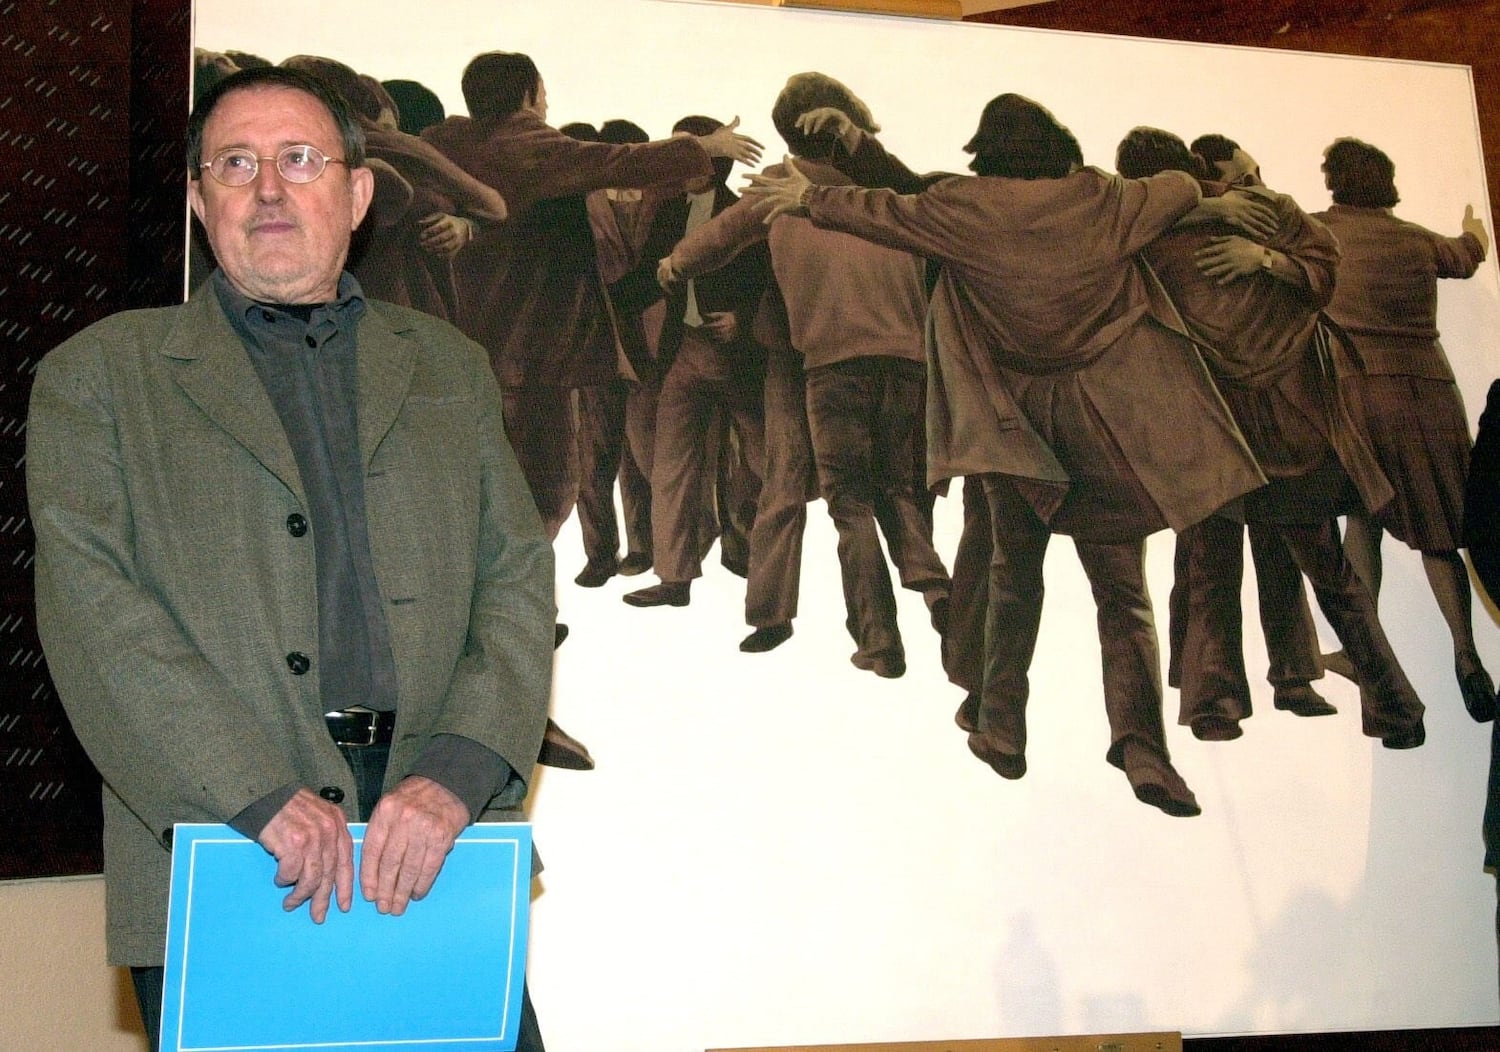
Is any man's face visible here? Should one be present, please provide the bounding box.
[526,78,548,123]
[188,85,373,304]
[1215,147,1263,188]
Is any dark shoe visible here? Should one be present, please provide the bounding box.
[1123,745,1201,817]
[954,691,979,734]
[928,592,951,637]
[1189,712,1243,742]
[618,551,653,577]
[573,558,617,588]
[1321,649,1356,682]
[740,622,793,653]
[1273,682,1338,718]
[1458,661,1497,723]
[1381,721,1427,750]
[851,648,905,679]
[538,718,594,771]
[623,581,691,608]
[554,622,569,649]
[967,732,1027,780]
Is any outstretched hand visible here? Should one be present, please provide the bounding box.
[1463,204,1491,256]
[699,116,764,167]
[743,156,813,224]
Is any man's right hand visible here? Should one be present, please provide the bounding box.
[795,107,863,154]
[698,117,764,167]
[257,788,354,922]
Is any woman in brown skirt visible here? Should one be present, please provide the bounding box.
[1314,137,1494,721]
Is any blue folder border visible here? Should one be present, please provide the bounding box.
[159,822,532,1052]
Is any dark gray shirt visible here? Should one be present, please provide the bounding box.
[213,271,510,836]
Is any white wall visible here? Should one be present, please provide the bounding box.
[15,3,1497,1051]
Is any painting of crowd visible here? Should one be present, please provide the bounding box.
[191,46,1495,822]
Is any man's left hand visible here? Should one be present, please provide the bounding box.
[1195,235,1264,285]
[701,310,740,343]
[359,776,469,916]
[418,213,473,258]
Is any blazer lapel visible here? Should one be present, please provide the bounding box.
[355,305,417,471]
[162,290,306,504]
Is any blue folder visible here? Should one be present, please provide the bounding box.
[158,823,532,1052]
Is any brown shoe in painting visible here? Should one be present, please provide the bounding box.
[1189,712,1243,742]
[954,692,980,734]
[740,622,793,653]
[967,732,1027,780]
[851,648,905,679]
[573,558,618,588]
[1122,743,1201,817]
[1273,682,1337,718]
[538,718,594,771]
[623,581,691,608]
[1458,659,1497,723]
[618,551,653,577]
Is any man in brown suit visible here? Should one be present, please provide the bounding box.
[28,67,555,1050]
[422,51,761,539]
[621,117,779,623]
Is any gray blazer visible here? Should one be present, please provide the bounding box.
[27,284,555,964]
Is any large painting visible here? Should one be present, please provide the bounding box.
[189,1,1500,1049]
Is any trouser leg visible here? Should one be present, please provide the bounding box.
[1166,529,1190,690]
[649,361,717,583]
[502,384,578,541]
[1279,519,1424,740]
[808,362,897,655]
[1176,516,1252,727]
[975,475,1049,757]
[574,380,627,565]
[1073,536,1169,769]
[1248,523,1322,688]
[618,424,653,560]
[745,347,809,628]
[869,360,948,597]
[945,476,990,695]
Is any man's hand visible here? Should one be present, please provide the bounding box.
[1194,235,1266,286]
[743,156,813,224]
[1463,204,1491,256]
[698,116,764,167]
[700,310,740,343]
[258,788,354,922]
[359,776,469,916]
[795,107,862,154]
[418,212,474,258]
[657,256,681,294]
[1200,191,1278,240]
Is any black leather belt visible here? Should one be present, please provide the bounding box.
[324,709,395,747]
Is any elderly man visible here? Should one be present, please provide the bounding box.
[27,67,554,1050]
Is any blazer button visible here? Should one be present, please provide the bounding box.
[285,513,308,537]
[319,785,345,804]
[286,651,311,675]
